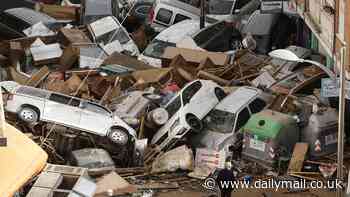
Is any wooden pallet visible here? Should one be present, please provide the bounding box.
[144,145,163,169]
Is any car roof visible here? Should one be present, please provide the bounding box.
[84,0,113,15]
[215,86,260,113]
[241,10,279,35]
[155,20,202,43]
[4,7,57,24]
[157,0,200,15]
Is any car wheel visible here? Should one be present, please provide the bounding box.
[186,114,202,132]
[108,128,129,146]
[143,93,162,101]
[18,107,39,124]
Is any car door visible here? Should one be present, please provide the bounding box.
[79,102,113,136]
[43,93,82,128]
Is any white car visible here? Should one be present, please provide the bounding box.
[191,86,273,152]
[151,80,226,151]
[138,19,203,67]
[0,81,136,146]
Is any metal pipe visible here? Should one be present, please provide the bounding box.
[0,88,7,146]
[336,46,346,197]
[200,0,205,29]
[302,59,337,80]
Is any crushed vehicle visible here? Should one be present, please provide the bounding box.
[147,0,205,32]
[138,19,204,67]
[191,86,273,153]
[139,19,239,67]
[87,16,140,56]
[80,0,120,24]
[0,81,136,146]
[109,89,164,126]
[151,80,226,152]
[240,10,297,54]
[0,0,36,12]
[0,7,60,39]
[129,0,155,22]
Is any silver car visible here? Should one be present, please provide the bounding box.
[1,81,136,146]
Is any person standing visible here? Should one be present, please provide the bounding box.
[216,162,235,197]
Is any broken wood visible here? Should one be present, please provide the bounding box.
[26,66,50,87]
[196,57,215,71]
[288,143,309,174]
[36,4,78,21]
[0,88,7,146]
[197,70,229,86]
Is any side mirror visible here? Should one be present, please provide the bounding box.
[234,9,240,14]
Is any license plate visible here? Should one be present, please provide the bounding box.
[325,134,337,145]
[250,139,266,152]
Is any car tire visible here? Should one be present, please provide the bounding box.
[108,128,129,146]
[143,93,162,101]
[18,107,39,124]
[186,114,202,132]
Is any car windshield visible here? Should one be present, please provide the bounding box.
[208,0,234,15]
[204,109,235,134]
[143,39,176,58]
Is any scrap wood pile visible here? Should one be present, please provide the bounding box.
[0,1,347,197]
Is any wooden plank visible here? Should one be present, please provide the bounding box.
[197,70,229,86]
[37,4,78,21]
[287,143,309,173]
[0,88,6,146]
[26,66,50,87]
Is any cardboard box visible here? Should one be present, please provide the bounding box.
[162,47,229,67]
[57,28,91,47]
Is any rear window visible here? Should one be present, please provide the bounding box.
[16,86,49,98]
[156,8,173,24]
[174,14,190,24]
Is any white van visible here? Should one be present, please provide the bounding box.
[148,0,201,32]
[138,19,203,67]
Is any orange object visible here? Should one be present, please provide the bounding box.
[0,123,47,197]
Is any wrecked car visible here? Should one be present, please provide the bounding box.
[147,0,203,32]
[191,86,273,152]
[80,0,120,24]
[139,19,237,67]
[0,7,59,39]
[88,16,140,56]
[138,19,203,67]
[1,82,136,146]
[151,80,226,151]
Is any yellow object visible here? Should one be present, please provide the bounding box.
[0,123,48,197]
